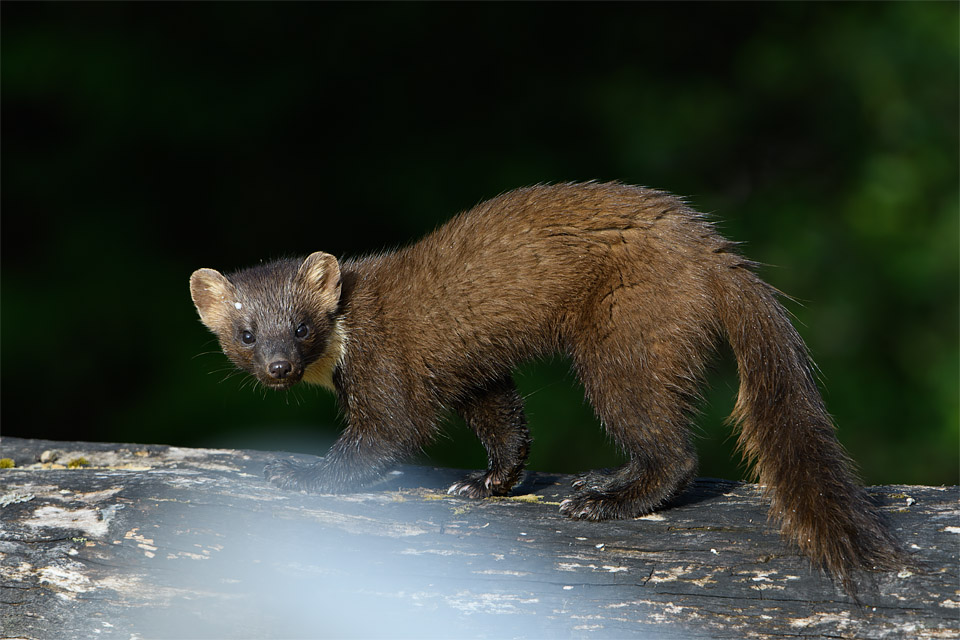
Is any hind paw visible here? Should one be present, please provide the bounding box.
[560,476,658,521]
[571,470,613,491]
[559,490,620,521]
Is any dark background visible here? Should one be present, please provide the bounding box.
[2,2,957,485]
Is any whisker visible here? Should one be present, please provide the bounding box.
[192,350,227,360]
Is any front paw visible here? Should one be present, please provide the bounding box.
[447,470,514,498]
[265,458,324,493]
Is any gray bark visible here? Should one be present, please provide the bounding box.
[1,437,957,639]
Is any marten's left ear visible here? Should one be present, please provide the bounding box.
[297,252,342,307]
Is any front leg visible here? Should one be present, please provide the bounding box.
[264,421,410,493]
[447,375,531,498]
[264,457,332,493]
[266,375,437,493]
[263,449,377,494]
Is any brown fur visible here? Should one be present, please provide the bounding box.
[190,182,901,594]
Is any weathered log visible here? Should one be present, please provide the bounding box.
[0,437,956,639]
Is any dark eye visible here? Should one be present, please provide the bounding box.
[241,330,256,345]
[295,323,310,339]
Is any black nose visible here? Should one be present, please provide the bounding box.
[268,360,293,379]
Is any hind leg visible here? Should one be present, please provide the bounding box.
[559,370,699,519]
[448,375,531,498]
[560,293,709,520]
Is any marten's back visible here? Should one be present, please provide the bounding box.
[341,182,733,390]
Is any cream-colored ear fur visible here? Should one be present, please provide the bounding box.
[189,268,238,332]
[297,252,342,308]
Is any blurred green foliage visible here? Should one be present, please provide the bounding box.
[2,3,956,485]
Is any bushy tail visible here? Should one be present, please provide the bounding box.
[717,267,900,593]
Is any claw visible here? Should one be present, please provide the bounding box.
[448,481,477,496]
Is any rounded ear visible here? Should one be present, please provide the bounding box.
[297,252,342,306]
[189,268,238,331]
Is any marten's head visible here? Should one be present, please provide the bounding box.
[189,252,345,391]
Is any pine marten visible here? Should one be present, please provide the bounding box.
[190,182,900,593]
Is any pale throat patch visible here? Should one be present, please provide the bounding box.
[301,318,348,392]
